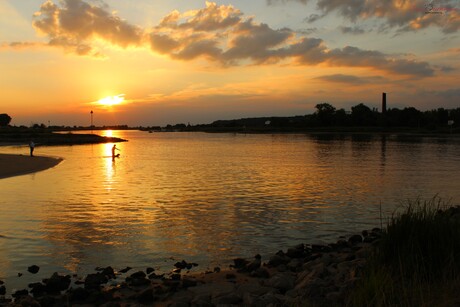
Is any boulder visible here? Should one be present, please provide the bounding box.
[27,265,40,274]
[267,272,296,293]
[43,273,71,294]
[118,266,132,273]
[69,287,90,302]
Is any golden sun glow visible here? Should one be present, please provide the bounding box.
[98,94,125,107]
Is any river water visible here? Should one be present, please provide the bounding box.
[0,131,459,291]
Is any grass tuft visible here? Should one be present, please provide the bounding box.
[348,196,460,306]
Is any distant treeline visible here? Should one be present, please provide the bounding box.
[172,103,459,133]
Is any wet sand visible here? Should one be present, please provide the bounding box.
[0,154,63,179]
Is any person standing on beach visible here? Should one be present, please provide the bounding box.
[29,141,35,157]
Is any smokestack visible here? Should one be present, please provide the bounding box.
[382,92,387,114]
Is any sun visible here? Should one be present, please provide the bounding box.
[98,94,125,107]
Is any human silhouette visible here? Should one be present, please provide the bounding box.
[29,141,35,157]
[111,144,120,160]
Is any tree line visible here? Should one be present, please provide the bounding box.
[310,103,458,129]
[193,103,458,132]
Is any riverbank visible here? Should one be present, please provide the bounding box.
[0,154,63,179]
[0,229,378,306]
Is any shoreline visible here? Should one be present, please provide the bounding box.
[0,229,380,306]
[0,154,63,179]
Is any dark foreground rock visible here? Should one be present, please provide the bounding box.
[0,230,382,306]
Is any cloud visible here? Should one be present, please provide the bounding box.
[27,0,435,77]
[340,26,366,34]
[428,88,460,99]
[267,0,308,4]
[272,0,460,33]
[32,0,143,57]
[315,74,386,84]
[0,41,47,50]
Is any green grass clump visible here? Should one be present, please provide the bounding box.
[348,196,460,306]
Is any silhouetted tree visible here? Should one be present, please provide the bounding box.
[0,113,11,126]
[315,103,336,126]
[351,103,375,126]
[334,108,350,126]
[400,107,422,127]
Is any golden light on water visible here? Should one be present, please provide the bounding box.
[98,94,125,107]
[102,130,113,137]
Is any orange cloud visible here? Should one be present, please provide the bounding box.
[29,0,435,77]
[32,0,143,57]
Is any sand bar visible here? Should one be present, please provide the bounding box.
[0,153,63,179]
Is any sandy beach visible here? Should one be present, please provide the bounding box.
[0,153,62,179]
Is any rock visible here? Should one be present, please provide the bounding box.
[85,273,108,290]
[127,276,150,287]
[311,244,332,253]
[192,294,212,306]
[136,287,155,303]
[148,272,165,280]
[267,272,296,294]
[27,265,40,274]
[232,257,249,269]
[226,273,236,279]
[43,273,71,294]
[348,234,363,245]
[171,273,181,281]
[286,245,304,258]
[69,287,90,301]
[28,282,46,297]
[243,291,284,306]
[0,285,6,295]
[118,266,132,273]
[101,266,116,279]
[213,266,221,273]
[37,295,57,307]
[268,254,290,267]
[130,271,146,279]
[174,260,188,269]
[287,258,303,272]
[304,253,322,263]
[276,264,289,272]
[244,254,262,272]
[236,282,274,297]
[182,278,197,288]
[146,267,155,274]
[214,293,242,305]
[251,267,270,278]
[12,289,29,299]
[335,239,349,249]
[14,295,40,307]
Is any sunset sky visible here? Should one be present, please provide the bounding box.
[1,0,459,126]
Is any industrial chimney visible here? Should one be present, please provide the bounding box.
[382,92,387,114]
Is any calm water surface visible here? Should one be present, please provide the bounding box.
[0,131,459,291]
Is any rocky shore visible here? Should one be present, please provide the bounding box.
[0,228,382,306]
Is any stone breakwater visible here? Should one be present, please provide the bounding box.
[0,228,381,306]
